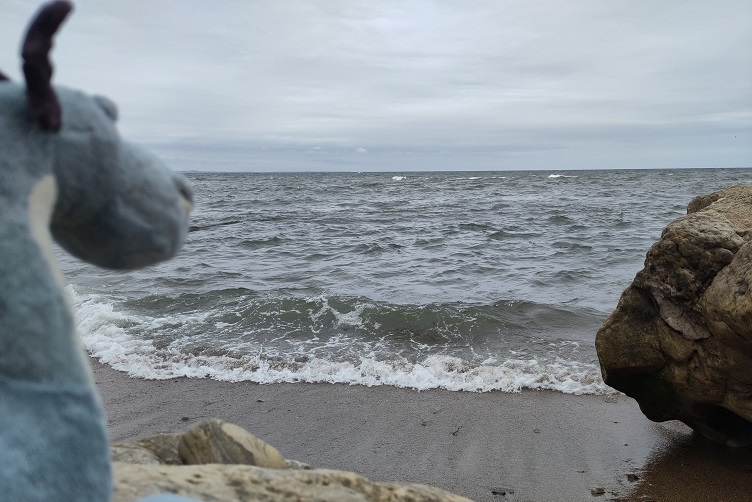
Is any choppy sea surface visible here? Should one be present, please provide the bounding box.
[58,168,752,394]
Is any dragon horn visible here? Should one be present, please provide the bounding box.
[21,0,73,132]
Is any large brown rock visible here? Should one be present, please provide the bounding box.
[596,185,752,446]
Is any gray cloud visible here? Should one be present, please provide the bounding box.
[1,0,750,171]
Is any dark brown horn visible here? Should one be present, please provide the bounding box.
[21,0,73,132]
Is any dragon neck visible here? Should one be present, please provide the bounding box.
[0,174,92,385]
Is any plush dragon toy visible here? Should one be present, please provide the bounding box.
[0,2,194,500]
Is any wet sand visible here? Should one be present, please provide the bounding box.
[624,430,752,502]
[92,359,752,502]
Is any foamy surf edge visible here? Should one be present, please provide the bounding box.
[71,286,614,396]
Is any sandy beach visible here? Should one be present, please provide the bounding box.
[92,359,752,502]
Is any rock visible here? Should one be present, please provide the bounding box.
[112,462,474,502]
[596,185,752,446]
[284,458,313,470]
[178,419,286,468]
[490,486,515,496]
[113,433,185,466]
[115,427,313,471]
[113,419,472,501]
[136,433,184,465]
[111,444,163,465]
[590,487,605,496]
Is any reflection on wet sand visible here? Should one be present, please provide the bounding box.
[627,421,752,502]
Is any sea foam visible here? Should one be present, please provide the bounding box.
[70,286,613,395]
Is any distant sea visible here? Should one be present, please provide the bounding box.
[59,168,751,394]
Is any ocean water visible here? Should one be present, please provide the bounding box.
[58,168,752,394]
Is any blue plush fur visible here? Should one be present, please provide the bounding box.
[0,2,192,500]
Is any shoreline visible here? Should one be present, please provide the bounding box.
[92,358,752,501]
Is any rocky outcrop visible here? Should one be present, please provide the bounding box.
[596,185,752,447]
[111,419,472,502]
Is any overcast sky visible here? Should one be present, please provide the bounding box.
[2,1,751,172]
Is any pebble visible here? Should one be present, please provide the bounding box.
[490,486,515,496]
[590,487,605,496]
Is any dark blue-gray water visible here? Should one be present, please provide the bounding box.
[59,168,752,393]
